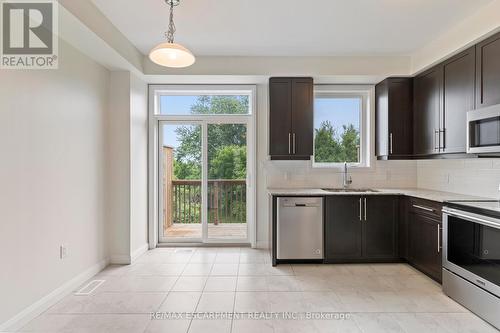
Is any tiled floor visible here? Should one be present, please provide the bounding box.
[17,247,499,333]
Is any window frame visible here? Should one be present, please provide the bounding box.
[152,84,254,116]
[312,85,372,169]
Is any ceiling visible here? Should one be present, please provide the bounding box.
[91,0,493,57]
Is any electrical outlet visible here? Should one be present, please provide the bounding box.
[60,245,67,259]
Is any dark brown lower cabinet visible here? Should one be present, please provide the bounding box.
[408,212,442,282]
[325,196,398,262]
[363,196,399,259]
[325,196,362,260]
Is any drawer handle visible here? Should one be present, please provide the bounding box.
[412,204,435,213]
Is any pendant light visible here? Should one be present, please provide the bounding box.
[149,0,195,68]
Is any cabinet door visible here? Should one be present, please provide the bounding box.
[414,66,443,155]
[291,78,314,158]
[443,47,475,154]
[388,79,413,156]
[476,32,500,108]
[375,81,389,157]
[325,196,362,260]
[363,196,398,259]
[269,78,292,157]
[398,196,410,260]
[408,213,442,282]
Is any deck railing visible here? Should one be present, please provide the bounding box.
[167,179,246,225]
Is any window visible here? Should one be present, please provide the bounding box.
[155,86,252,115]
[313,86,370,167]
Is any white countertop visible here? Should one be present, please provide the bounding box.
[267,187,490,203]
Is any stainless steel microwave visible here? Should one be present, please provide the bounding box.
[467,104,500,154]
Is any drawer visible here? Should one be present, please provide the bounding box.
[408,197,442,220]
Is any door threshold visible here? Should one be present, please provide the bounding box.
[156,243,251,248]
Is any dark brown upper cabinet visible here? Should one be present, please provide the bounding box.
[413,65,443,156]
[269,77,313,160]
[476,31,500,108]
[375,77,413,159]
[442,47,475,154]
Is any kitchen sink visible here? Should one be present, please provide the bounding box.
[321,188,379,193]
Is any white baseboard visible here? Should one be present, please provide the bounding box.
[0,258,108,332]
[109,254,131,265]
[109,244,149,265]
[131,243,149,263]
[256,240,269,249]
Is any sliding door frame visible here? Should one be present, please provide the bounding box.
[148,85,257,248]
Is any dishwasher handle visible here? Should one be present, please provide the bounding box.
[282,202,321,207]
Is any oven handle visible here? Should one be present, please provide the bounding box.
[443,208,500,230]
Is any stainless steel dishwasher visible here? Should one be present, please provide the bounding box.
[277,197,323,260]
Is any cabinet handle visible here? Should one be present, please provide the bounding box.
[364,198,367,221]
[288,133,291,154]
[440,128,445,151]
[389,133,393,155]
[293,133,296,154]
[412,204,435,213]
[359,198,362,221]
[434,129,440,152]
[437,224,441,253]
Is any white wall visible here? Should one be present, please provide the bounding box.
[129,74,149,257]
[107,72,149,263]
[417,159,500,199]
[411,0,500,73]
[0,40,110,324]
[144,55,412,77]
[107,72,131,262]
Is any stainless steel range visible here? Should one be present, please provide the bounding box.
[443,200,500,329]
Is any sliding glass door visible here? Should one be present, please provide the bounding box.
[151,85,255,245]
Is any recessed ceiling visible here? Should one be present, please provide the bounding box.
[91,0,493,57]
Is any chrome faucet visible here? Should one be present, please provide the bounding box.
[342,162,353,189]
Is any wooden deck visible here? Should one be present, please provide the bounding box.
[164,223,247,239]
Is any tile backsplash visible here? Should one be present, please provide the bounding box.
[417,159,500,199]
[264,160,417,189]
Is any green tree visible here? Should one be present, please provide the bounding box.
[209,145,246,179]
[314,121,340,163]
[173,96,247,180]
[314,121,359,163]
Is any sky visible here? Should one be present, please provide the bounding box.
[314,97,360,134]
[161,96,361,149]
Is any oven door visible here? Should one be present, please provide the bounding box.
[467,104,500,154]
[443,208,500,297]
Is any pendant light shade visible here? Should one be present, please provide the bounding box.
[149,42,195,68]
[149,0,195,68]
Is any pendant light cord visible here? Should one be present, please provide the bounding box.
[165,1,176,43]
